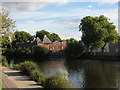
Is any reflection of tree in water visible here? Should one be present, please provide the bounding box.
[65,59,119,88]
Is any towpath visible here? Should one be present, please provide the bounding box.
[2,67,42,89]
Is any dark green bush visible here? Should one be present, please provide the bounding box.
[4,48,31,57]
[64,41,85,58]
[2,56,9,67]
[20,61,38,76]
[13,64,21,70]
[13,61,45,85]
[33,45,49,57]
[30,69,45,85]
[43,69,73,88]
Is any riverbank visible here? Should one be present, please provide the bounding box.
[80,52,120,61]
[2,67,42,89]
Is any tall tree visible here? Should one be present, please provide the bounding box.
[50,33,61,41]
[66,38,78,44]
[36,30,52,41]
[0,8,16,52]
[12,31,34,48]
[79,15,119,53]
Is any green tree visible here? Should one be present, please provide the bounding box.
[12,31,34,48]
[79,15,119,53]
[36,30,52,41]
[66,38,78,44]
[0,8,16,52]
[50,33,61,41]
[33,45,49,57]
[64,41,85,58]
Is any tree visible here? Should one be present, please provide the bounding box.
[33,45,49,57]
[79,15,119,53]
[12,31,34,48]
[64,41,85,58]
[66,38,78,44]
[50,33,61,41]
[0,8,16,52]
[36,30,52,41]
[36,30,61,42]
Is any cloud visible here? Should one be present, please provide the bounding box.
[88,5,92,8]
[2,2,47,12]
[2,1,68,12]
[16,20,82,40]
[25,21,36,24]
[13,7,118,40]
[99,0,119,5]
[50,30,82,40]
[52,18,81,31]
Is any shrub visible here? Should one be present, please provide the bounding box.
[43,69,73,88]
[13,64,21,70]
[64,41,85,58]
[25,48,31,57]
[13,61,45,86]
[33,45,49,57]
[4,48,32,57]
[20,61,38,76]
[30,69,45,85]
[2,56,9,67]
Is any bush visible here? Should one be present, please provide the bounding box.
[33,46,49,57]
[30,69,45,85]
[2,56,9,67]
[4,48,31,57]
[13,61,45,85]
[64,41,85,58]
[43,69,73,88]
[20,61,38,76]
[13,64,21,70]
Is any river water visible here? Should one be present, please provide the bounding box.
[10,58,120,88]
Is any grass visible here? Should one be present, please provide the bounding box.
[13,61,73,88]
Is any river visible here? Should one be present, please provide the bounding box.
[9,58,120,88]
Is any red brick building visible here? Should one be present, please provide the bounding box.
[18,35,67,52]
[38,35,67,51]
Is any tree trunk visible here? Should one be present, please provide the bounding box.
[101,43,107,52]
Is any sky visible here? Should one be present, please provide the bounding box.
[1,0,119,40]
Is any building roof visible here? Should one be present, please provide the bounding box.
[32,37,42,44]
[43,35,52,44]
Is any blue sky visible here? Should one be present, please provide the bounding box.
[2,0,119,40]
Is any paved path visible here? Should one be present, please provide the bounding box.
[2,67,42,89]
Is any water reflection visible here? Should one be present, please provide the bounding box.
[65,59,119,88]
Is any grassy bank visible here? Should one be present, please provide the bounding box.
[13,61,73,88]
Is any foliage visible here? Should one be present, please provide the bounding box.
[0,8,16,52]
[50,33,61,41]
[13,61,73,88]
[18,61,38,76]
[66,38,78,44]
[3,48,31,57]
[12,31,34,48]
[79,15,119,53]
[36,30,61,42]
[33,45,49,57]
[43,69,73,88]
[2,56,9,67]
[30,69,45,85]
[13,63,21,70]
[64,41,85,58]
[36,30,52,41]
[13,61,45,85]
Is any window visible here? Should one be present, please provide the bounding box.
[57,45,59,49]
[56,42,59,45]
